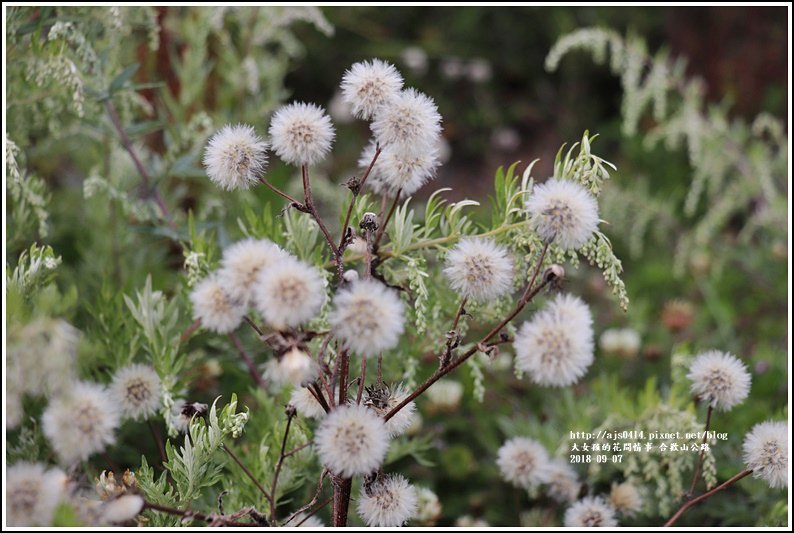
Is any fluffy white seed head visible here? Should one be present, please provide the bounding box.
[190,274,246,334]
[371,88,442,155]
[284,512,325,527]
[360,141,440,197]
[357,474,418,527]
[564,496,619,527]
[743,421,788,489]
[328,279,405,356]
[413,486,442,525]
[687,350,751,411]
[7,388,23,429]
[497,437,552,489]
[609,481,643,516]
[203,124,268,190]
[6,462,68,526]
[443,237,514,302]
[526,178,599,250]
[547,459,581,503]
[265,348,318,387]
[269,102,335,166]
[110,364,162,421]
[315,404,390,477]
[599,328,641,358]
[42,382,121,465]
[341,59,404,120]
[101,494,145,524]
[219,239,290,305]
[290,386,329,419]
[364,383,417,438]
[514,293,594,387]
[254,258,326,330]
[425,379,463,412]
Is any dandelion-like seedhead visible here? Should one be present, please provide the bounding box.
[547,459,581,503]
[526,178,599,250]
[371,88,442,155]
[100,494,145,524]
[269,102,335,166]
[328,279,405,356]
[443,237,514,302]
[219,238,290,305]
[110,364,162,421]
[190,274,246,334]
[253,258,326,330]
[425,378,464,411]
[414,486,442,525]
[315,404,389,477]
[203,124,268,190]
[42,382,121,465]
[514,293,594,387]
[564,496,619,527]
[290,386,328,419]
[6,462,68,527]
[609,481,643,516]
[496,437,552,490]
[265,347,318,387]
[364,383,417,437]
[687,350,751,411]
[357,474,418,527]
[341,59,404,120]
[743,421,788,489]
[360,140,440,197]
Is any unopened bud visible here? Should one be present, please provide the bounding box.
[359,212,379,232]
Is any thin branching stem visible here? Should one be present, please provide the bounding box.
[269,408,297,522]
[228,333,266,389]
[222,443,270,502]
[687,404,714,498]
[664,469,753,527]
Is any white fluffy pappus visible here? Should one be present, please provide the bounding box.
[290,386,329,419]
[526,178,599,250]
[609,481,643,516]
[513,293,594,387]
[265,347,318,387]
[496,437,552,490]
[359,140,440,197]
[110,364,162,421]
[203,124,268,190]
[443,237,514,302]
[100,494,145,524]
[341,59,404,120]
[424,379,463,411]
[315,403,390,477]
[42,382,121,465]
[547,459,581,503]
[370,88,442,155]
[328,279,405,356]
[190,273,246,334]
[364,383,417,438]
[357,474,418,527]
[564,496,619,527]
[6,462,68,526]
[687,350,751,411]
[219,238,290,305]
[269,102,335,166]
[742,420,788,489]
[413,486,442,525]
[253,257,326,330]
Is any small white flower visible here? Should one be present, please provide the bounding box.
[265,347,318,387]
[110,364,162,421]
[253,258,326,330]
[7,388,23,429]
[341,59,404,120]
[203,124,268,190]
[513,293,594,387]
[564,496,619,527]
[687,350,751,411]
[190,273,246,334]
[328,279,405,356]
[413,486,442,525]
[101,494,144,523]
[269,102,335,166]
[609,481,643,516]
[365,383,417,438]
[360,141,440,197]
[526,178,599,250]
[443,237,514,302]
[425,379,463,411]
[218,238,290,305]
[6,462,68,526]
[284,512,325,527]
[599,328,641,358]
[743,421,788,489]
[42,382,121,465]
[371,88,442,155]
[290,386,328,419]
[315,404,389,477]
[547,459,581,503]
[357,474,418,527]
[496,437,552,489]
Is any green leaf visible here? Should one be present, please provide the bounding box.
[109,63,140,93]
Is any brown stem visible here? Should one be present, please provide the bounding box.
[283,441,312,459]
[372,189,402,249]
[302,164,339,257]
[179,319,201,345]
[377,354,383,385]
[222,443,270,502]
[143,500,259,527]
[338,144,381,254]
[687,405,714,498]
[269,409,296,522]
[356,355,368,404]
[664,469,753,527]
[338,348,350,406]
[451,297,468,331]
[298,496,333,526]
[148,420,166,464]
[309,383,331,413]
[104,99,173,224]
[332,476,353,527]
[243,315,266,338]
[258,176,303,207]
[229,333,266,389]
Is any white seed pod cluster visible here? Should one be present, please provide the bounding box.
[218,238,290,305]
[443,237,514,302]
[496,437,552,490]
[608,481,643,516]
[357,474,418,527]
[290,386,329,419]
[526,178,599,250]
[513,293,595,387]
[564,496,619,527]
[265,347,318,387]
[546,459,581,503]
[341,59,404,120]
[189,273,247,334]
[253,257,326,330]
[742,420,788,489]
[315,404,390,477]
[359,140,441,197]
[110,364,162,421]
[203,124,268,190]
[6,462,69,526]
[687,350,751,411]
[269,102,336,166]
